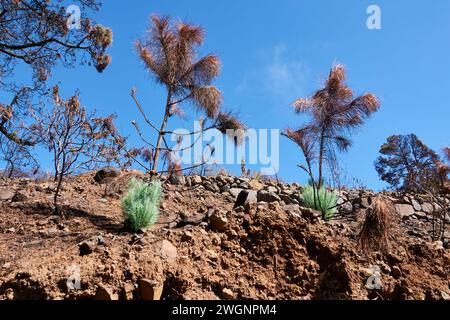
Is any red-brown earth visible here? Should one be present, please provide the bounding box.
[0,171,448,300]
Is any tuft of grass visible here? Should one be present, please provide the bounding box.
[358,195,393,255]
[121,178,162,232]
[301,184,337,220]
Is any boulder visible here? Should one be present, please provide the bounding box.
[283,204,301,217]
[169,174,186,185]
[191,175,203,185]
[361,197,371,209]
[411,199,421,211]
[267,186,278,194]
[234,190,257,208]
[249,180,264,191]
[257,190,281,203]
[301,207,321,219]
[229,188,243,198]
[159,240,177,261]
[204,182,220,193]
[421,203,434,214]
[181,231,194,242]
[414,211,427,219]
[347,190,360,201]
[93,167,120,183]
[79,236,105,256]
[395,204,415,219]
[0,189,15,201]
[222,288,235,300]
[11,191,28,202]
[209,211,228,232]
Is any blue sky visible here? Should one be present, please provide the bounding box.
[11,0,450,189]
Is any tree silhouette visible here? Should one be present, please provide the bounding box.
[374,134,442,191]
[285,64,380,188]
[133,15,244,175]
[0,0,112,146]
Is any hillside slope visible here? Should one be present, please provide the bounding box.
[0,172,449,300]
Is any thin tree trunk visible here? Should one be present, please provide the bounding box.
[54,172,64,214]
[6,160,14,178]
[318,127,326,188]
[151,91,172,174]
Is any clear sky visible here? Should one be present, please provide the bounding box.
[14,0,450,189]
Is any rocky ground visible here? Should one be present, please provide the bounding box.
[0,171,449,300]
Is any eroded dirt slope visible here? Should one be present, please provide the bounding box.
[0,172,449,300]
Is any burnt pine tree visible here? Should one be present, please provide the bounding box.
[374,134,442,191]
[284,64,380,188]
[134,15,245,175]
[34,86,124,214]
[0,0,112,146]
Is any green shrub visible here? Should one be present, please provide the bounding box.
[121,178,162,231]
[300,184,337,220]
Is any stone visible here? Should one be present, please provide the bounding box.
[79,236,105,256]
[205,249,219,261]
[95,285,118,300]
[159,240,177,261]
[340,202,353,213]
[408,229,424,238]
[283,204,301,217]
[279,194,293,204]
[169,174,186,185]
[411,199,421,211]
[395,204,415,219]
[421,203,434,214]
[257,190,281,203]
[222,288,235,300]
[234,190,257,208]
[301,207,321,219]
[178,213,205,227]
[229,188,244,198]
[441,291,450,300]
[138,279,164,300]
[0,189,15,201]
[347,191,360,201]
[93,167,120,183]
[192,175,203,185]
[181,231,193,242]
[361,197,371,209]
[220,184,230,193]
[12,191,28,202]
[209,211,228,232]
[217,175,234,184]
[205,183,220,193]
[267,186,278,194]
[249,180,264,191]
[238,182,250,189]
[238,177,250,183]
[359,267,374,277]
[414,211,427,219]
